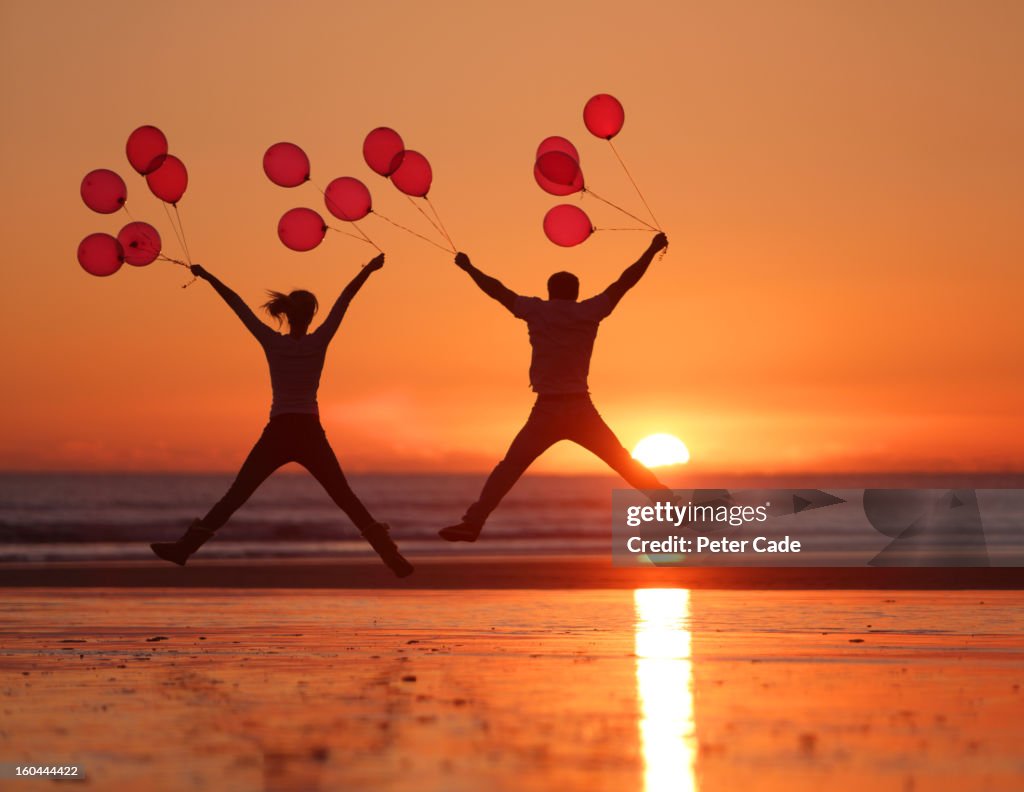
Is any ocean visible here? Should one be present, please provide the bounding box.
[2,473,1021,564]
[0,473,616,562]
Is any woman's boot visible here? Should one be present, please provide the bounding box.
[360,523,414,578]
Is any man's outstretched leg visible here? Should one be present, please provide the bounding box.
[441,401,561,542]
[568,402,734,523]
[569,401,677,500]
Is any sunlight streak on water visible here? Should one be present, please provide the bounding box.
[635,588,696,792]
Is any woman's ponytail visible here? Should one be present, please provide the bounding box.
[262,291,292,326]
[262,289,318,331]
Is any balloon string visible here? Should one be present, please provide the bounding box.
[327,225,379,246]
[155,253,195,288]
[372,210,453,253]
[350,220,383,252]
[607,140,661,230]
[158,254,190,268]
[425,196,456,251]
[173,203,193,264]
[160,201,189,262]
[585,188,658,231]
[404,194,450,248]
[165,202,188,255]
[124,175,190,280]
[595,227,652,232]
[312,180,329,201]
[122,177,188,269]
[343,213,381,251]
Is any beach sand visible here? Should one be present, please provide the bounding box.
[2,580,1023,791]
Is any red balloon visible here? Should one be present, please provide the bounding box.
[77,233,125,277]
[363,127,405,177]
[80,169,127,214]
[263,142,310,187]
[543,204,593,247]
[146,155,188,204]
[583,94,625,139]
[278,208,326,252]
[324,177,372,222]
[536,136,579,163]
[533,162,584,196]
[536,151,583,187]
[126,126,168,175]
[117,222,162,266]
[389,150,432,197]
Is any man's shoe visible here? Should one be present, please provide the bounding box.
[150,519,215,566]
[438,521,483,543]
[361,523,414,578]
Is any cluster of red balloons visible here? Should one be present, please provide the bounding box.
[77,224,163,277]
[263,127,441,253]
[363,127,434,198]
[263,143,384,252]
[536,94,626,247]
[127,125,189,205]
[263,142,328,251]
[363,126,452,250]
[77,125,190,277]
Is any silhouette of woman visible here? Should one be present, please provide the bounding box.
[150,254,413,577]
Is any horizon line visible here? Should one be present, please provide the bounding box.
[1,468,1022,481]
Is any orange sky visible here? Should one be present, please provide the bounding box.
[1,0,1021,474]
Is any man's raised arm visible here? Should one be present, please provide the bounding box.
[599,232,668,310]
[454,252,518,312]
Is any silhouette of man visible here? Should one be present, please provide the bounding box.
[441,232,674,542]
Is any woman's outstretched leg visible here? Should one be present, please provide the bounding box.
[298,424,413,578]
[201,428,287,531]
[152,424,285,566]
[297,425,376,529]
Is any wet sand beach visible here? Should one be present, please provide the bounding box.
[2,586,1023,791]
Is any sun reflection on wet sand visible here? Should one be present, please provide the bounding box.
[4,589,1023,790]
[634,588,697,792]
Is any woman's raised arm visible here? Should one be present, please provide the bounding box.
[190,264,274,342]
[315,253,384,343]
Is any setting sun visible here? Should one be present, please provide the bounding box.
[631,434,690,467]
